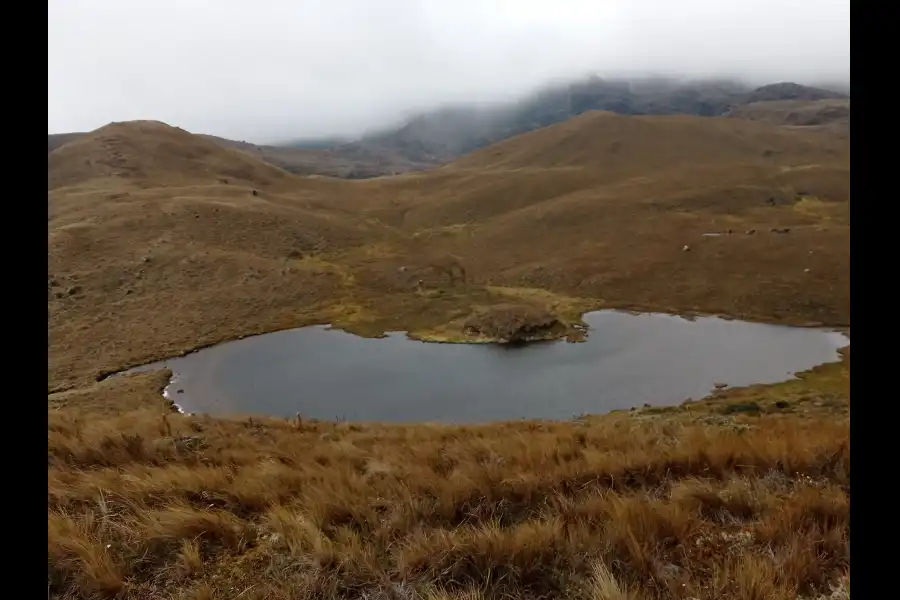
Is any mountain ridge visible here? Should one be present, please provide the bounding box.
[49,78,848,179]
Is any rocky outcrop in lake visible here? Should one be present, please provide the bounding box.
[463,304,568,344]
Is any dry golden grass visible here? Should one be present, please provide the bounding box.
[48,114,850,599]
[48,352,849,599]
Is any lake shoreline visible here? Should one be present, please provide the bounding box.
[113,309,849,424]
[106,305,850,383]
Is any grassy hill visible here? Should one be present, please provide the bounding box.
[48,113,849,599]
[48,121,295,190]
[48,127,430,180]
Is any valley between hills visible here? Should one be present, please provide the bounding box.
[48,103,849,600]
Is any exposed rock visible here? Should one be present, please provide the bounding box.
[463,304,567,344]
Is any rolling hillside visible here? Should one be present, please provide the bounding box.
[48,113,849,391]
[313,79,848,168]
[48,128,430,180]
[48,78,849,180]
[48,120,390,390]
[48,120,295,190]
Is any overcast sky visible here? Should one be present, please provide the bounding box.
[48,0,849,143]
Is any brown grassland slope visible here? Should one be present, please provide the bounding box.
[48,113,849,599]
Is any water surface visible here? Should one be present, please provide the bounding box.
[130,311,847,423]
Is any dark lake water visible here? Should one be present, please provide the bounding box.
[127,311,848,423]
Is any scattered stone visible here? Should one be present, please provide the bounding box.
[746,229,756,234]
[176,389,184,394]
[682,244,690,252]
[714,382,728,389]
[141,256,151,263]
[251,190,259,197]
[65,285,81,296]
[804,268,811,273]
[774,400,790,409]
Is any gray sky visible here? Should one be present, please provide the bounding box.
[48,0,849,143]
